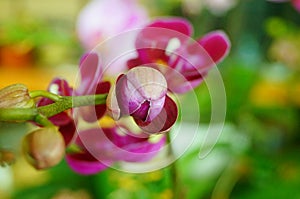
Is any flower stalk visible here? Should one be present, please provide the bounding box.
[0,91,107,126]
[29,90,62,102]
[167,132,186,199]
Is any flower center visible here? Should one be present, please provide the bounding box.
[98,116,116,128]
[165,37,181,56]
[156,59,168,67]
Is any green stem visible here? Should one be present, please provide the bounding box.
[35,114,55,127]
[65,144,83,154]
[38,94,107,118]
[0,108,53,127]
[29,90,61,102]
[0,108,37,122]
[0,94,107,125]
[37,97,73,118]
[167,133,185,199]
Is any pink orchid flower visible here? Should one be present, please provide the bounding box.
[75,53,111,122]
[107,67,178,134]
[38,53,110,144]
[128,17,231,93]
[66,126,165,175]
[37,78,75,145]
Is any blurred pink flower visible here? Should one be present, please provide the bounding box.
[77,0,149,50]
[66,126,166,175]
[107,67,178,134]
[127,17,231,93]
[292,0,300,11]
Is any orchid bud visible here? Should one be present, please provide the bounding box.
[0,84,34,108]
[107,67,168,123]
[22,127,65,170]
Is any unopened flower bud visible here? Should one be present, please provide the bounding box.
[0,84,35,108]
[22,127,65,170]
[107,67,168,122]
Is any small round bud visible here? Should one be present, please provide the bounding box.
[22,127,65,170]
[0,84,35,108]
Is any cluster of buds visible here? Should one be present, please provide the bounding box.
[0,84,65,169]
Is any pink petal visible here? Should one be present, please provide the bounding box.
[164,31,230,93]
[127,57,144,69]
[166,69,206,93]
[66,128,114,175]
[76,127,165,165]
[116,136,166,162]
[135,95,178,134]
[115,73,140,116]
[169,40,214,73]
[136,17,193,62]
[95,81,111,117]
[77,53,102,95]
[143,17,193,42]
[66,153,109,175]
[197,31,231,63]
[76,128,121,161]
[103,126,166,162]
[58,120,76,146]
[106,84,121,120]
[292,0,300,12]
[138,48,169,64]
[48,112,72,126]
[164,40,213,93]
[149,17,192,33]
